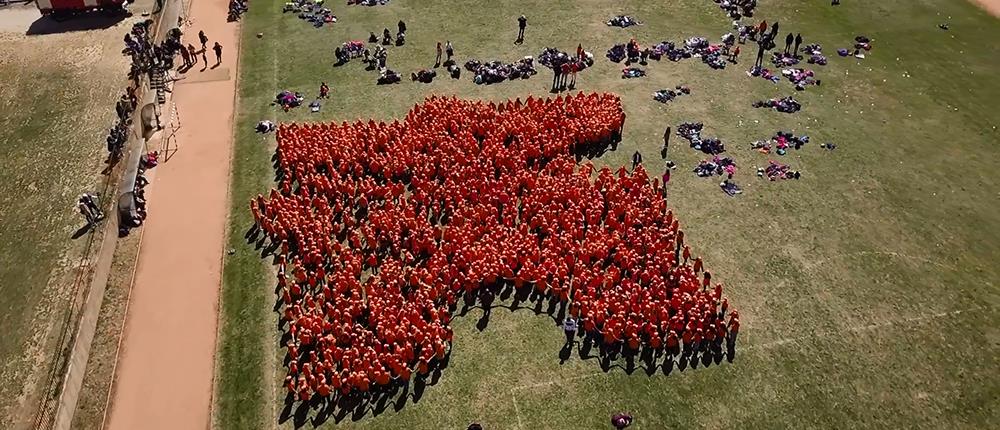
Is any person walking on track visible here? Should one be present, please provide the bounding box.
[213,42,223,65]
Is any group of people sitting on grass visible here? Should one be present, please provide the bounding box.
[248,94,739,404]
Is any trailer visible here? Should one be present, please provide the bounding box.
[36,0,131,17]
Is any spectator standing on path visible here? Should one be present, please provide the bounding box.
[179,46,191,68]
[198,30,208,50]
[200,48,208,69]
[516,15,527,43]
[435,42,442,66]
[188,44,198,66]
[213,42,223,65]
[445,41,454,61]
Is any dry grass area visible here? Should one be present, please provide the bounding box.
[70,229,142,430]
[0,19,130,430]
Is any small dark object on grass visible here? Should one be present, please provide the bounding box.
[939,23,949,30]
[612,413,633,429]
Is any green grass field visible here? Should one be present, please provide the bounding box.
[0,28,129,429]
[215,1,1000,429]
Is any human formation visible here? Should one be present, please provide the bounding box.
[249,94,740,402]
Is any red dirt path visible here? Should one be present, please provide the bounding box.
[105,1,238,429]
[972,0,1000,16]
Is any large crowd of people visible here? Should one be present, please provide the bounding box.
[249,93,739,403]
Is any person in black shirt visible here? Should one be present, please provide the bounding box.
[516,15,527,43]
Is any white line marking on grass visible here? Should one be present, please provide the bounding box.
[746,306,987,351]
[510,372,605,429]
[511,371,606,391]
[511,391,524,430]
[804,250,954,271]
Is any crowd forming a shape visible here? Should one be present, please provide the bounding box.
[250,93,740,402]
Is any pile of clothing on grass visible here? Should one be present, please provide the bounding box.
[622,67,646,79]
[607,15,641,28]
[445,63,461,79]
[720,179,743,196]
[465,57,536,84]
[652,85,691,103]
[683,36,723,68]
[803,43,827,65]
[334,40,366,63]
[747,65,781,83]
[752,96,801,114]
[607,40,645,63]
[677,122,726,155]
[377,69,401,85]
[606,43,627,63]
[714,0,758,19]
[693,156,737,177]
[348,0,389,5]
[255,120,276,133]
[411,69,437,83]
[749,131,809,155]
[758,160,801,181]
[782,68,820,90]
[650,41,683,61]
[538,47,594,71]
[645,35,729,69]
[283,0,336,28]
[275,91,304,111]
[838,35,873,58]
[771,51,800,67]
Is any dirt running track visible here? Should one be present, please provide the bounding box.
[105,1,238,429]
[972,0,1000,16]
